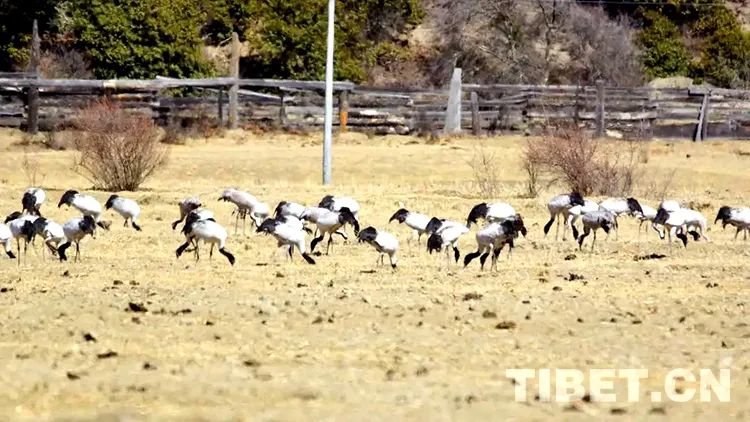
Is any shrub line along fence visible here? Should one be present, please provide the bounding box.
[2,26,750,140]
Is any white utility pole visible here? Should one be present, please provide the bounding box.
[322,0,335,185]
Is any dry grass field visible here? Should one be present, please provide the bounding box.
[0,129,749,421]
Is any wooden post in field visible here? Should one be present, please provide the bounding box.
[228,32,240,129]
[701,92,711,140]
[338,90,349,132]
[595,79,605,139]
[279,92,286,126]
[27,19,40,134]
[470,91,480,136]
[217,88,224,125]
[444,67,462,134]
[694,92,710,142]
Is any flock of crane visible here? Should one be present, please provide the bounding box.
[2,186,749,269]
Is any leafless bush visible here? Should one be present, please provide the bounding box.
[73,100,168,191]
[523,124,642,196]
[523,125,596,194]
[522,158,540,198]
[593,142,640,196]
[22,150,45,186]
[467,143,501,198]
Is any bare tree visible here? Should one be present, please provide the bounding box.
[532,0,571,84]
[429,0,546,85]
[565,7,644,86]
[427,1,643,86]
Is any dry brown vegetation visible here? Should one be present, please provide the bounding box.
[467,141,502,198]
[0,130,748,420]
[524,125,642,196]
[73,101,168,191]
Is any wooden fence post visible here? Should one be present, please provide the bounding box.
[694,92,710,142]
[701,92,711,140]
[573,85,583,124]
[26,19,40,134]
[279,92,286,126]
[338,90,349,132]
[470,91,480,136]
[228,32,240,129]
[217,88,224,125]
[444,67,462,134]
[595,79,605,138]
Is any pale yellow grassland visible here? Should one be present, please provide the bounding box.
[0,129,748,421]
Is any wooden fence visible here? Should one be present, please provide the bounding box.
[3,23,750,140]
[4,75,750,140]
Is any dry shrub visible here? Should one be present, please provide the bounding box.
[73,100,168,191]
[467,142,501,198]
[523,124,642,196]
[522,157,540,198]
[22,150,45,186]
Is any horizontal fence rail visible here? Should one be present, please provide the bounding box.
[2,75,750,140]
